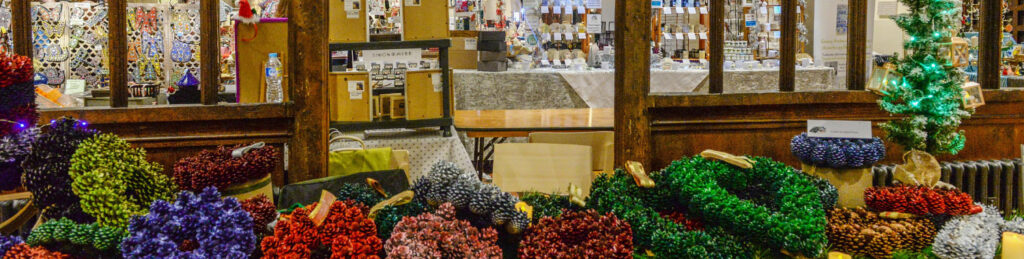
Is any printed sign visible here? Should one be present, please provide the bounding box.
[807,120,872,139]
[348,80,364,99]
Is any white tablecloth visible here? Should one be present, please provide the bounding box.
[329,129,475,181]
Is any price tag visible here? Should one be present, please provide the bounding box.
[564,5,572,14]
[541,6,550,13]
[586,0,601,9]
[431,73,442,92]
[663,7,671,14]
[674,32,685,39]
[745,14,756,27]
[554,33,562,40]
[700,6,707,14]
[663,33,673,40]
[543,33,551,41]
[513,12,521,22]
[687,32,697,40]
[553,6,561,14]
[577,32,586,39]
[564,33,572,40]
[687,7,697,14]
[554,59,564,67]
[578,6,585,13]
[65,79,86,95]
[541,59,551,66]
[699,33,707,40]
[674,6,684,13]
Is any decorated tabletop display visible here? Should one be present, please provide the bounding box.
[240,194,278,237]
[864,185,976,216]
[412,162,530,234]
[27,218,127,257]
[69,133,177,229]
[173,143,278,192]
[260,200,382,258]
[590,153,834,258]
[790,133,886,169]
[384,203,502,259]
[121,187,257,258]
[826,207,936,258]
[21,118,98,222]
[517,209,633,258]
[0,50,35,191]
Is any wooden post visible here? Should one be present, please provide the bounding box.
[287,0,330,182]
[200,0,220,104]
[980,0,1002,89]
[109,0,128,107]
[10,0,31,57]
[779,0,796,92]
[708,0,724,94]
[846,0,867,90]
[614,0,651,166]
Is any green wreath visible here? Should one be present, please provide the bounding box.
[664,156,828,257]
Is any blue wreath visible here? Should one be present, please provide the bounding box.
[121,187,256,258]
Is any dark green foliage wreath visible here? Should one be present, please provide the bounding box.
[588,169,757,258]
[26,217,126,257]
[664,156,828,257]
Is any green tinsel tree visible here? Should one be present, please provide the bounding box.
[879,0,974,155]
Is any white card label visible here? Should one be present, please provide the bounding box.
[586,14,602,33]
[586,0,601,9]
[699,33,707,40]
[431,73,442,92]
[554,60,564,66]
[348,80,365,99]
[674,32,685,39]
[687,32,696,40]
[564,33,572,40]
[464,38,477,50]
[541,59,551,66]
[543,33,551,41]
[554,33,562,40]
[564,6,571,14]
[807,120,872,139]
[65,79,86,95]
[699,6,707,14]
[541,6,550,13]
[674,6,684,13]
[662,8,671,14]
[577,33,586,39]
[663,33,672,40]
[578,6,585,13]
[554,6,562,14]
[687,7,696,14]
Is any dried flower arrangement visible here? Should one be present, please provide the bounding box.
[932,204,1004,259]
[121,187,257,258]
[518,209,632,258]
[69,133,177,229]
[21,118,97,222]
[260,200,382,258]
[384,203,501,259]
[791,133,886,169]
[412,161,529,234]
[173,144,278,191]
[241,194,278,237]
[27,218,126,257]
[826,207,936,258]
[0,127,36,191]
[864,185,975,216]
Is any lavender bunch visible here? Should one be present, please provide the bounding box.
[0,127,37,191]
[121,187,256,258]
[0,235,24,257]
[932,203,1003,259]
[21,118,97,222]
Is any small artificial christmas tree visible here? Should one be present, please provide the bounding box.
[879,0,974,155]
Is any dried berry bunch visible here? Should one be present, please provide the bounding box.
[336,182,386,210]
[519,192,582,224]
[0,50,33,88]
[864,185,975,216]
[791,133,886,169]
[658,211,704,231]
[3,244,69,259]
[26,217,127,257]
[173,144,279,191]
[373,199,431,241]
[0,50,35,136]
[21,118,97,222]
[589,169,756,258]
[932,204,1004,259]
[0,235,24,257]
[0,127,37,191]
[261,200,382,258]
[384,203,501,259]
[518,209,633,258]
[412,161,530,234]
[663,156,829,257]
[826,207,936,258]
[121,187,257,258]
[241,195,278,236]
[69,133,177,229]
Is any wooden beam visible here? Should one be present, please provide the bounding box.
[109,0,128,107]
[708,0,724,94]
[779,0,796,92]
[980,0,1002,89]
[200,0,220,104]
[614,0,651,166]
[287,0,330,182]
[10,0,31,57]
[847,0,867,90]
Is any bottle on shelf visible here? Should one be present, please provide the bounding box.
[265,53,283,103]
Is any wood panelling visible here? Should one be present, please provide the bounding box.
[708,0,724,94]
[288,0,331,182]
[847,0,866,90]
[613,0,652,166]
[38,104,295,185]
[200,0,220,105]
[644,90,1024,170]
[11,0,31,57]
[109,0,128,107]
[980,0,1003,89]
[779,0,796,92]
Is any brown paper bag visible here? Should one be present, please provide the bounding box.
[803,163,872,208]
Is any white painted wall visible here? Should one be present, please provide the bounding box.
[872,0,910,56]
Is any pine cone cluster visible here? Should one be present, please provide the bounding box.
[0,127,37,191]
[518,209,633,258]
[864,185,974,215]
[932,203,1004,259]
[241,195,278,236]
[0,235,24,257]
[826,208,936,258]
[0,51,35,137]
[384,203,501,259]
[261,200,382,258]
[791,133,886,169]
[26,217,126,257]
[373,200,432,241]
[173,144,278,191]
[2,244,69,259]
[412,161,529,234]
[21,118,97,222]
[336,183,386,212]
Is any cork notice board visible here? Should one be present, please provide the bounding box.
[402,0,448,40]
[236,20,290,103]
[405,70,443,120]
[329,72,372,122]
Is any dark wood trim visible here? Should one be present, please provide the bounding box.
[109,0,128,107]
[613,0,651,166]
[708,0,724,94]
[38,103,293,123]
[200,0,220,105]
[846,0,866,90]
[10,0,31,57]
[980,0,1002,89]
[651,89,1024,108]
[287,0,330,182]
[778,0,796,92]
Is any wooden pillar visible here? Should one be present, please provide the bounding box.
[779,0,796,92]
[846,0,867,90]
[979,0,1002,89]
[287,0,329,182]
[613,0,651,166]
[708,0,724,94]
[10,0,31,57]
[109,0,128,107]
[199,0,220,104]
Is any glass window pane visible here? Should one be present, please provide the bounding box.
[32,0,108,108]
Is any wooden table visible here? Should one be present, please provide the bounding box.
[454,108,613,176]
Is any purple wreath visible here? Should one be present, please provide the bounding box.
[120,187,256,258]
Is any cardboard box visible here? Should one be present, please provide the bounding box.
[477,31,506,41]
[493,143,593,195]
[450,37,478,69]
[478,51,508,61]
